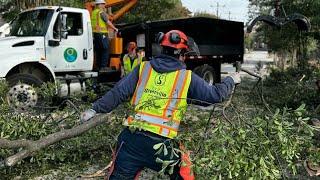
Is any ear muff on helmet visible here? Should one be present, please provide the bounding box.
[156,32,182,44]
[156,32,165,44]
[169,32,181,44]
[158,30,189,50]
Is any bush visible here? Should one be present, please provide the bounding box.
[178,104,319,179]
[0,81,123,179]
[263,66,320,111]
[0,76,319,179]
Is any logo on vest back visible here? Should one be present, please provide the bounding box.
[154,74,166,86]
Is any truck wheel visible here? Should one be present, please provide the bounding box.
[194,65,216,85]
[6,74,43,111]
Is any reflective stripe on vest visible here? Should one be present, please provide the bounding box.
[127,61,191,139]
[123,55,142,75]
[163,68,188,118]
[131,62,152,106]
[91,9,108,33]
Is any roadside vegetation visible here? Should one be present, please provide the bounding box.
[0,63,319,179]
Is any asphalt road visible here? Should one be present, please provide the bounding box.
[221,50,274,79]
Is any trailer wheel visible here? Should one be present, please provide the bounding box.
[6,74,43,111]
[194,65,216,85]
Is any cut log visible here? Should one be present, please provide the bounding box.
[0,114,110,167]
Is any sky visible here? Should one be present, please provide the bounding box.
[181,0,249,23]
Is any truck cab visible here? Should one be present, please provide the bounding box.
[7,7,94,72]
[0,6,98,110]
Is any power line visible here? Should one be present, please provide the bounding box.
[210,2,226,18]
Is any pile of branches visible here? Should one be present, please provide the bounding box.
[0,70,319,179]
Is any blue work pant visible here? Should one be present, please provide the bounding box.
[109,128,183,180]
[93,33,109,69]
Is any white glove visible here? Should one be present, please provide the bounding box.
[80,109,96,123]
[229,72,241,84]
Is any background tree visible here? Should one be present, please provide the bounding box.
[0,0,84,20]
[0,0,190,23]
[193,11,218,19]
[248,0,320,69]
[117,0,190,23]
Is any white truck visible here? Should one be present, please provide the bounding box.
[0,6,101,110]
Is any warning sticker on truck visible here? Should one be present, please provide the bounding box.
[64,48,78,62]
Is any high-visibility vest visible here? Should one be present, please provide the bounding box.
[91,8,108,33]
[125,61,191,139]
[123,54,142,75]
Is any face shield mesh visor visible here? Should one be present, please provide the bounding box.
[185,36,200,56]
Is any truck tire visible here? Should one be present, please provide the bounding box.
[194,65,216,85]
[6,74,43,111]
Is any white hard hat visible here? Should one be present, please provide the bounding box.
[95,0,106,4]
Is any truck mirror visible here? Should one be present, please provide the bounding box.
[60,14,68,39]
[61,31,68,39]
[61,14,67,30]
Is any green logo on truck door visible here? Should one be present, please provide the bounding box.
[64,48,78,62]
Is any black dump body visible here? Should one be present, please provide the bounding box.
[119,17,244,64]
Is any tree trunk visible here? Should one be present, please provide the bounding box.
[0,113,110,167]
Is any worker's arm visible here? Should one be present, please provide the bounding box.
[100,12,118,32]
[120,54,126,77]
[187,73,235,105]
[92,65,140,113]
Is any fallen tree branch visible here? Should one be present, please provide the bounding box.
[0,114,110,167]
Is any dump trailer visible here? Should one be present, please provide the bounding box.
[119,17,244,83]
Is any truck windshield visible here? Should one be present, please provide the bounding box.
[10,9,54,37]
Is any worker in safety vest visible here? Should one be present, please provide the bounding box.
[121,42,143,77]
[80,30,241,179]
[91,0,118,71]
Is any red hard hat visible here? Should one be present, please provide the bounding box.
[158,30,189,49]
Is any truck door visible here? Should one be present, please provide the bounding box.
[46,11,92,72]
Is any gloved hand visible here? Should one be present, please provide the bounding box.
[229,72,241,84]
[80,109,96,123]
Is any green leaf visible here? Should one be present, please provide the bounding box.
[168,165,174,175]
[153,143,163,150]
[163,144,168,156]
[296,104,306,111]
[156,157,163,164]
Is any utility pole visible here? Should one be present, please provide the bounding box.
[228,11,231,20]
[211,2,225,18]
[216,2,219,18]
